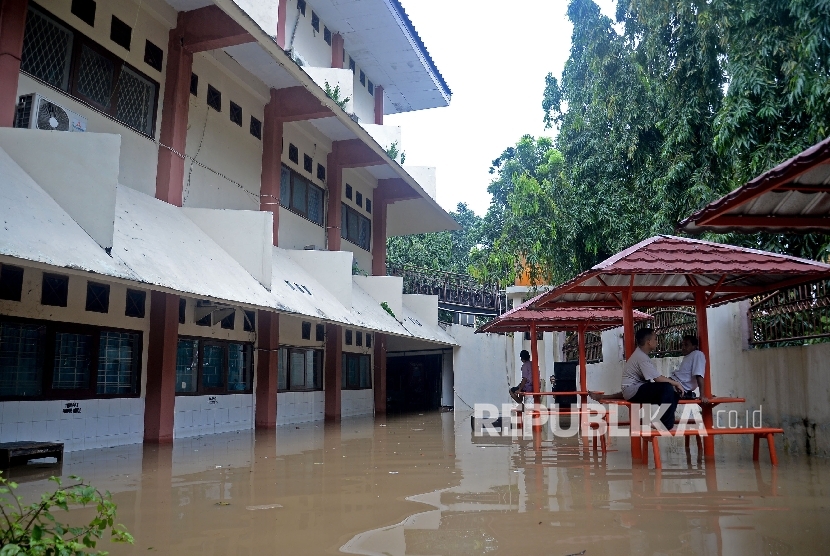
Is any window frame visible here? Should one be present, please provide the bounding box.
[21,4,160,138]
[277,345,323,392]
[0,315,142,401]
[341,352,371,390]
[174,335,254,396]
[280,164,325,226]
[341,203,372,251]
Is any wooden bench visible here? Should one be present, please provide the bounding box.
[634,428,783,468]
[0,441,64,468]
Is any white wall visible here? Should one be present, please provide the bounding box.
[173,394,253,438]
[341,389,374,418]
[284,1,332,69]
[449,325,514,411]
[277,391,325,425]
[352,77,375,123]
[278,208,326,250]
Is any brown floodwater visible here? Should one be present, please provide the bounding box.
[6,411,830,555]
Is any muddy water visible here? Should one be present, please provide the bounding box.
[7,411,830,555]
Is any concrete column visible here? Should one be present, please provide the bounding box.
[276,0,287,49]
[371,193,388,276]
[261,89,283,245]
[331,33,343,69]
[155,17,193,206]
[144,291,180,443]
[255,311,279,429]
[326,148,343,252]
[0,0,28,128]
[373,333,386,414]
[374,85,383,125]
[324,323,342,421]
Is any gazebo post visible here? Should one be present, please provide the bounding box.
[695,291,715,459]
[622,289,642,460]
[530,321,541,404]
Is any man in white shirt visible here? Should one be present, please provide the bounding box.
[509,350,532,404]
[593,328,683,430]
[671,335,707,402]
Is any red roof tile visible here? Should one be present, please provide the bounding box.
[477,307,652,334]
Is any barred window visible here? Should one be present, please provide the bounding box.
[96,331,139,394]
[175,337,253,395]
[0,322,44,397]
[278,347,322,392]
[281,164,325,226]
[341,204,371,250]
[52,332,92,389]
[19,6,159,137]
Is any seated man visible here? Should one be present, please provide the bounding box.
[671,335,707,402]
[509,350,532,404]
[592,328,683,430]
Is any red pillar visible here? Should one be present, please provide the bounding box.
[155,16,193,206]
[371,192,388,276]
[530,322,540,401]
[324,323,342,421]
[276,0,287,49]
[255,310,279,429]
[331,33,343,69]
[261,89,283,244]
[374,85,383,125]
[695,291,715,459]
[144,291,179,443]
[373,333,386,415]
[0,0,28,128]
[326,145,343,251]
[577,324,587,392]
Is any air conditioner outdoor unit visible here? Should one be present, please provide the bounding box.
[14,93,87,132]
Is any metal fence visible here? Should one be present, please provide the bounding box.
[563,331,603,363]
[387,264,505,316]
[635,308,698,358]
[749,279,830,347]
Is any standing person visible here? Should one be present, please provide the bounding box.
[671,335,707,402]
[509,350,533,404]
[592,328,682,430]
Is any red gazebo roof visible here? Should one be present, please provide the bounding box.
[527,235,830,308]
[679,136,830,233]
[476,306,653,334]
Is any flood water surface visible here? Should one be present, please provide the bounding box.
[7,411,830,555]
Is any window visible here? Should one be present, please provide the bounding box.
[324,27,331,45]
[0,265,24,302]
[345,329,352,345]
[179,297,186,324]
[368,80,374,95]
[280,165,324,225]
[297,0,306,16]
[303,153,313,173]
[195,305,211,326]
[207,84,221,111]
[345,183,352,200]
[143,40,163,72]
[317,163,326,182]
[301,321,311,340]
[0,317,141,399]
[41,274,68,307]
[229,101,242,126]
[250,116,261,139]
[355,191,363,208]
[278,347,322,391]
[125,289,146,318]
[341,204,371,250]
[348,57,355,73]
[190,73,198,96]
[109,16,131,50]
[342,353,371,389]
[365,199,372,214]
[20,6,159,137]
[315,323,324,341]
[356,331,363,347]
[175,338,253,394]
[311,11,319,32]
[71,0,96,27]
[288,143,299,164]
[85,282,109,313]
[359,70,365,86]
[220,310,235,330]
[366,333,372,348]
[243,310,256,332]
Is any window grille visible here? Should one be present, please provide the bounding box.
[634,308,697,358]
[96,331,139,394]
[20,6,73,89]
[227,344,251,391]
[749,279,830,347]
[229,101,242,126]
[176,338,198,392]
[563,331,603,363]
[125,289,146,318]
[0,265,24,302]
[143,40,163,72]
[76,44,114,109]
[202,344,225,389]
[250,116,261,139]
[207,84,222,111]
[341,204,371,251]
[280,164,324,225]
[0,322,44,397]
[52,332,92,389]
[109,16,131,50]
[85,282,110,313]
[41,274,68,307]
[278,347,322,391]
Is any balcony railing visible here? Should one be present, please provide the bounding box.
[749,279,830,347]
[386,264,505,316]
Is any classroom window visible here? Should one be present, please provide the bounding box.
[85,282,109,313]
[342,353,371,389]
[125,289,146,318]
[341,204,371,251]
[0,317,141,400]
[20,5,159,136]
[0,265,24,302]
[280,165,324,226]
[175,338,253,394]
[278,347,322,391]
[41,274,68,307]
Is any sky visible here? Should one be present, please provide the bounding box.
[386,0,618,216]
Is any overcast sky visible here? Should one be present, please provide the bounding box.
[386,0,617,216]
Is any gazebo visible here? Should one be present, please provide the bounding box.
[523,235,830,459]
[477,304,653,403]
[679,136,830,234]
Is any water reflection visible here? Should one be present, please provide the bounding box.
[6,411,829,555]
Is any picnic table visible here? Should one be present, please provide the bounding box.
[0,441,64,468]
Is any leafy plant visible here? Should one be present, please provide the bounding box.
[384,141,406,164]
[323,81,350,111]
[352,260,368,276]
[0,473,133,555]
[380,302,396,320]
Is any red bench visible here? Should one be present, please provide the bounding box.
[634,427,784,468]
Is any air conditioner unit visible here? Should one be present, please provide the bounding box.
[14,93,87,132]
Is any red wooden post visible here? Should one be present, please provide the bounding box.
[255,311,279,428]
[261,89,283,245]
[374,85,384,125]
[144,292,179,443]
[331,33,343,68]
[530,321,540,403]
[324,323,342,421]
[577,323,587,392]
[373,333,386,414]
[695,290,715,459]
